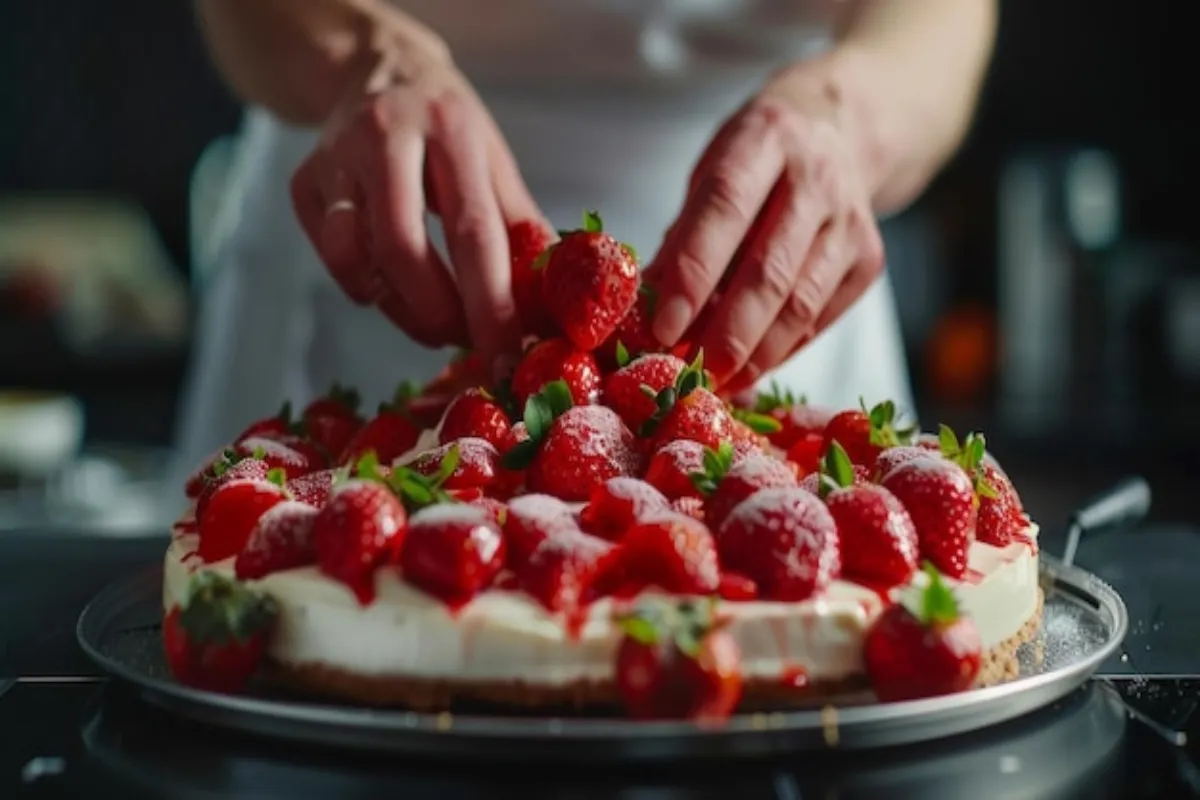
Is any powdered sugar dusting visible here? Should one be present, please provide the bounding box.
[655,438,706,466]
[729,452,796,485]
[600,476,669,508]
[410,502,491,527]
[553,406,634,460]
[508,494,576,525]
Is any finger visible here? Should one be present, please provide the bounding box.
[292,160,373,305]
[695,178,828,383]
[486,127,545,226]
[377,288,471,350]
[730,221,852,390]
[290,157,327,252]
[311,165,377,305]
[808,213,886,338]
[363,133,469,347]
[650,116,786,346]
[427,103,522,379]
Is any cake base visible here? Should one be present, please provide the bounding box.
[261,589,1045,713]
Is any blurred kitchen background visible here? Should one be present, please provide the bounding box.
[0,0,1195,541]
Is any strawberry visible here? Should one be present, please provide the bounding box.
[539,210,640,351]
[816,443,918,588]
[400,504,507,605]
[518,528,612,613]
[438,387,512,450]
[301,383,364,458]
[643,439,708,501]
[508,220,559,337]
[196,471,290,562]
[339,390,422,467]
[509,338,602,409]
[186,447,239,498]
[641,356,735,452]
[863,564,982,702]
[235,402,295,444]
[728,418,771,456]
[715,487,840,602]
[236,435,326,477]
[234,500,319,580]
[614,598,742,721]
[786,432,827,475]
[313,474,408,604]
[163,572,277,693]
[503,381,641,502]
[822,399,916,467]
[502,493,581,566]
[699,447,798,534]
[881,456,977,579]
[285,468,335,508]
[592,511,721,596]
[930,425,1028,547]
[469,495,509,527]
[741,382,833,450]
[401,437,508,496]
[195,453,269,520]
[421,351,490,401]
[799,462,870,495]
[872,445,932,483]
[602,353,688,432]
[579,477,671,541]
[596,284,664,369]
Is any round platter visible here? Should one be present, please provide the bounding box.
[77,556,1128,762]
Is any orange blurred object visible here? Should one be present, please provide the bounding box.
[924,305,997,404]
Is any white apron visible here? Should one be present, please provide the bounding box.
[171,0,913,482]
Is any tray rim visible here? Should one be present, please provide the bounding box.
[75,555,1129,755]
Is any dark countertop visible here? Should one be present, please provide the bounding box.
[0,519,1197,798]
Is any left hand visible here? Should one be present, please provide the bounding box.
[648,62,886,393]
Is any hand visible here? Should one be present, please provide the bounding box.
[649,63,886,393]
[291,50,544,378]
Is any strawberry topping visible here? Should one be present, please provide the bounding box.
[400,504,506,605]
[235,500,319,580]
[579,477,671,541]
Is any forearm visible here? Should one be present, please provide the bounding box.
[194,0,448,126]
[825,0,998,214]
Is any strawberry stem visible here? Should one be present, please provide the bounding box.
[819,441,856,498]
[935,424,998,500]
[912,563,961,627]
[500,380,574,471]
[688,442,735,496]
[178,572,278,644]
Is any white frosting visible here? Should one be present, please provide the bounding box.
[163,522,1039,687]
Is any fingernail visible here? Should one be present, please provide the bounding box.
[653,295,694,346]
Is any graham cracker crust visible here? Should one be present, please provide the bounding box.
[260,588,1045,713]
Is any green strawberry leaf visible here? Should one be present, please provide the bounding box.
[582,209,604,233]
[541,379,575,418]
[615,340,631,368]
[531,247,554,272]
[265,467,288,487]
[620,242,638,261]
[355,452,386,483]
[500,439,540,471]
[823,441,856,491]
[917,562,961,626]
[434,443,461,486]
[730,408,783,434]
[616,612,661,647]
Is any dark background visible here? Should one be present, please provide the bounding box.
[1,0,1197,528]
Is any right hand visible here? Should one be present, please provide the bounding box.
[291,50,545,378]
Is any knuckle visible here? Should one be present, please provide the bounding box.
[786,276,825,327]
[360,97,396,142]
[713,329,754,370]
[428,86,472,132]
[754,244,800,302]
[699,168,754,225]
[672,248,719,303]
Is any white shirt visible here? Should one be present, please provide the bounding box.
[172,0,912,479]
